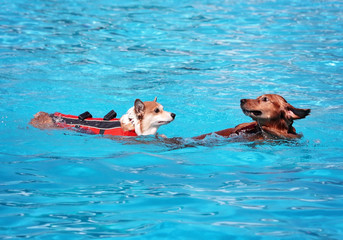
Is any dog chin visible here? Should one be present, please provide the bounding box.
[242,109,262,118]
[155,120,172,126]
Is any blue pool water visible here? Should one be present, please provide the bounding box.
[1,0,343,239]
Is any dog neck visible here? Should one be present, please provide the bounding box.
[120,107,141,135]
[120,107,158,136]
[257,118,299,139]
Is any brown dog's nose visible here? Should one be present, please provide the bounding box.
[240,99,247,104]
[171,113,176,119]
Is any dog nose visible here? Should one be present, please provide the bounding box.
[171,113,176,119]
[240,99,247,104]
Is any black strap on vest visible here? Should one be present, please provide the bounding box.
[53,114,121,129]
[103,110,117,120]
[78,111,93,121]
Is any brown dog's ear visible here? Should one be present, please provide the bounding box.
[286,105,311,120]
[153,96,157,102]
[134,99,145,116]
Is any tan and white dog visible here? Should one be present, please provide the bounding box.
[120,97,176,135]
[29,97,176,136]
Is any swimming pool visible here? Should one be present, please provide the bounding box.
[1,0,343,239]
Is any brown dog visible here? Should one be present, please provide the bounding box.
[194,94,310,140]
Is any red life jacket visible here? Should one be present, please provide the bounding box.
[51,112,137,136]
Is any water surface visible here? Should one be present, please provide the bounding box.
[1,0,343,239]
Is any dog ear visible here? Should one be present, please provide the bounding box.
[286,105,311,120]
[134,99,145,115]
[153,97,157,102]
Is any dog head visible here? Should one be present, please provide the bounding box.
[240,94,310,137]
[120,97,176,136]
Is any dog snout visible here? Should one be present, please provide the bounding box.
[171,113,176,119]
[240,99,247,104]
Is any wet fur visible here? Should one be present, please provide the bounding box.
[29,112,57,129]
[194,94,310,140]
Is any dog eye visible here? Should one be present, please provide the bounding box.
[154,108,160,113]
[262,97,269,102]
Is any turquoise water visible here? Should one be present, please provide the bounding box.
[1,0,343,239]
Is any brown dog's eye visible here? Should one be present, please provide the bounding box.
[154,108,160,113]
[262,97,269,102]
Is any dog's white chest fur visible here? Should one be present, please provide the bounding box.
[120,107,141,134]
[120,107,159,136]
